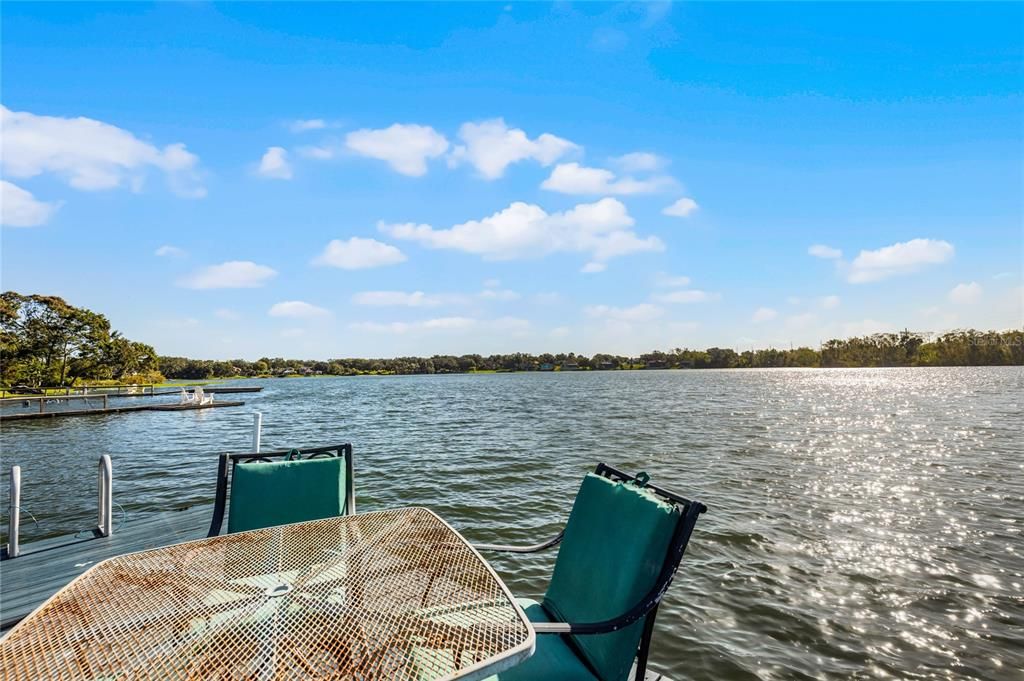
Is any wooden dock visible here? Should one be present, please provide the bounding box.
[1,505,212,630]
[0,399,245,422]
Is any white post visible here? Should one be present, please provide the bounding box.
[97,455,112,537]
[8,466,20,558]
[252,412,263,453]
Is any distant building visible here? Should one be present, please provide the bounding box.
[561,362,580,371]
[645,360,667,369]
[539,362,555,371]
[598,361,617,370]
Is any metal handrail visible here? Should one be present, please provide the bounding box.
[7,466,21,558]
[97,455,112,537]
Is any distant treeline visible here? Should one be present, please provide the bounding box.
[159,329,1023,379]
[2,292,1020,388]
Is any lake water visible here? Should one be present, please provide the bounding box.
[1,368,1022,680]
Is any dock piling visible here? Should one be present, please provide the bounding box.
[252,412,263,453]
[97,456,112,538]
[7,466,20,558]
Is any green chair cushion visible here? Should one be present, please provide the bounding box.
[482,616,597,681]
[227,456,348,533]
[515,597,550,623]
[542,472,680,681]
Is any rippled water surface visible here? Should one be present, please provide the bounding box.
[2,368,1022,679]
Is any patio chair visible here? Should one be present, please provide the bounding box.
[475,463,707,681]
[207,444,355,536]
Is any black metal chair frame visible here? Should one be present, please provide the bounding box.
[474,462,707,681]
[207,443,355,538]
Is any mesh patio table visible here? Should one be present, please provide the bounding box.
[0,507,535,680]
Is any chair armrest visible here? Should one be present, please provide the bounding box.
[473,530,564,554]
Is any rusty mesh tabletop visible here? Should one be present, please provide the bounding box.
[0,508,535,680]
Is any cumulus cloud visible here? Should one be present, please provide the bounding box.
[752,307,778,322]
[448,119,577,179]
[585,303,663,323]
[1,105,205,198]
[662,197,698,218]
[154,244,186,257]
[611,152,666,172]
[819,295,841,310]
[312,237,407,270]
[948,281,982,304]
[352,291,450,307]
[808,244,842,259]
[654,289,717,303]
[0,181,60,227]
[214,308,241,320]
[847,238,954,283]
[381,198,663,266]
[353,288,518,306]
[268,301,331,318]
[654,273,691,287]
[256,146,292,179]
[541,162,674,195]
[581,262,607,273]
[178,261,277,289]
[478,287,520,301]
[345,124,448,176]
[288,119,328,133]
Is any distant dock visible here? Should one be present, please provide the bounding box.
[0,394,245,422]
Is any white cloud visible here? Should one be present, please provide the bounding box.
[381,198,663,266]
[353,288,518,306]
[154,244,186,257]
[541,162,674,195]
[178,261,277,289]
[581,262,607,273]
[268,300,331,319]
[550,326,570,338]
[288,119,328,133]
[448,119,577,179]
[662,197,699,218]
[752,307,778,322]
[787,296,803,305]
[948,281,982,304]
[297,144,336,160]
[352,291,448,307]
[0,181,60,227]
[585,303,663,323]
[1,105,205,198]
[214,308,241,321]
[654,290,718,303]
[345,124,448,176]
[535,292,562,305]
[611,152,666,172]
[654,273,691,288]
[280,328,305,338]
[312,237,407,270]
[847,238,954,283]
[808,244,842,259]
[256,146,292,180]
[819,295,841,310]
[478,288,520,301]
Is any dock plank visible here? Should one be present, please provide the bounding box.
[0,505,212,629]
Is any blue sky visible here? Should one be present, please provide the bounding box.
[2,2,1021,359]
